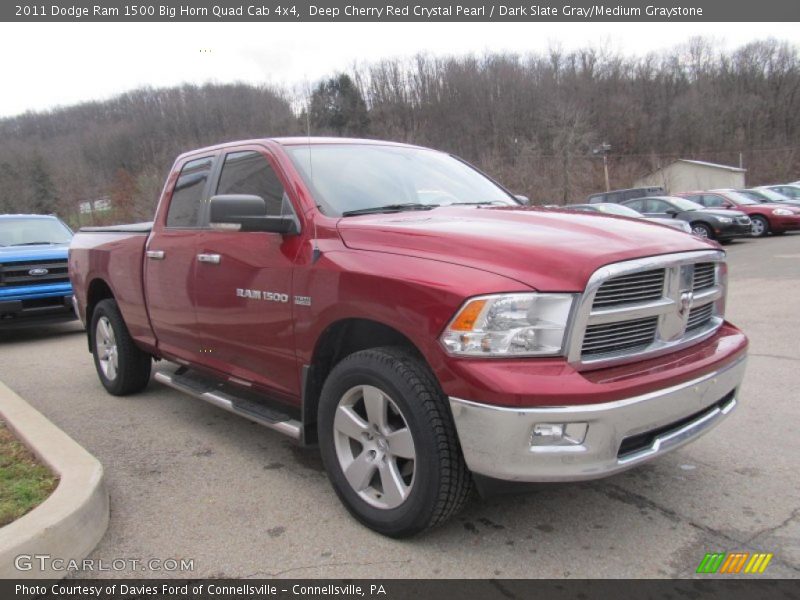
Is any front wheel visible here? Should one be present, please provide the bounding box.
[91,299,151,396]
[750,215,769,237]
[317,347,471,537]
[690,222,713,239]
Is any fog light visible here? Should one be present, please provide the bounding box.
[531,422,588,447]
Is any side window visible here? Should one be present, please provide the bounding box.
[216,151,288,217]
[648,199,670,213]
[625,199,644,212]
[166,156,213,228]
[701,194,724,208]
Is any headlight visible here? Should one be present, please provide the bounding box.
[772,208,792,216]
[717,217,732,224]
[441,293,575,357]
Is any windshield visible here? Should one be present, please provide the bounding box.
[0,217,72,247]
[754,188,791,202]
[285,144,517,216]
[723,191,759,205]
[666,197,705,211]
[593,204,642,217]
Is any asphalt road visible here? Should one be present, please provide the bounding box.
[1,234,798,579]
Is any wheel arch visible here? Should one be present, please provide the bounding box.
[302,317,432,444]
[85,278,116,351]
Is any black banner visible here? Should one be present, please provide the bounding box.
[3,579,800,600]
[3,0,800,22]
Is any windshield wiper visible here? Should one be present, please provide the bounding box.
[341,203,438,217]
[9,241,58,246]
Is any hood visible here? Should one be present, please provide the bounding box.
[0,243,70,263]
[336,207,715,291]
[693,208,747,218]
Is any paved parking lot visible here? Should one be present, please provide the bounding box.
[1,234,798,579]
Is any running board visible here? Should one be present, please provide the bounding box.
[154,367,302,441]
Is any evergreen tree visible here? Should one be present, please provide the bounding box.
[309,74,369,136]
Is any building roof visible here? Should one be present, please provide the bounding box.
[675,159,747,173]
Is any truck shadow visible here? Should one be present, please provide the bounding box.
[0,321,84,345]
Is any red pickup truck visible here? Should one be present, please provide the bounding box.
[69,138,748,537]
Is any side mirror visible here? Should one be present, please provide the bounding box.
[209,195,298,234]
[665,208,679,217]
[514,194,531,206]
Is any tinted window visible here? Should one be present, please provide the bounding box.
[647,199,671,213]
[166,156,213,227]
[701,194,724,208]
[624,199,646,212]
[216,151,287,217]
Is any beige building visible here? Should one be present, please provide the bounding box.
[634,159,746,193]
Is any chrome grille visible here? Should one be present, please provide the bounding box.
[592,269,665,308]
[0,259,69,287]
[686,303,714,331]
[581,316,659,356]
[567,251,726,370]
[692,263,716,291]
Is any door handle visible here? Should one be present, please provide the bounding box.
[197,253,221,264]
[146,250,165,260]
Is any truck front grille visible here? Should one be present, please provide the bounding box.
[568,251,726,368]
[581,316,659,356]
[686,303,714,331]
[692,262,716,291]
[592,269,665,308]
[0,259,70,287]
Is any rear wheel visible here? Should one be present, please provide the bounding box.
[690,222,713,239]
[750,215,769,237]
[91,299,151,396]
[317,347,471,537]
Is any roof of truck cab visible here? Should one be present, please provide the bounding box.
[176,137,425,161]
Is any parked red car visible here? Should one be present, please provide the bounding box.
[677,190,800,237]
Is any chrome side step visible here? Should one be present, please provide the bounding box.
[154,366,302,441]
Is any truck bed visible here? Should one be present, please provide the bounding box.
[78,222,153,233]
[69,227,155,350]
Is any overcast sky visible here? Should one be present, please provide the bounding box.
[0,22,797,118]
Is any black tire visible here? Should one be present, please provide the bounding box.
[317,347,471,537]
[750,215,770,238]
[90,299,151,396]
[690,222,713,239]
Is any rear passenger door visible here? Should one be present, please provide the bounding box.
[191,147,303,400]
[144,155,215,362]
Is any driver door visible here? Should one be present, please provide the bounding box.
[191,146,302,400]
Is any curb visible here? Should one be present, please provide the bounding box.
[0,381,109,579]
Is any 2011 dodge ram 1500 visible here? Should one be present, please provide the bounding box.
[69,138,748,537]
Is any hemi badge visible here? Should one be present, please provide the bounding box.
[294,296,312,306]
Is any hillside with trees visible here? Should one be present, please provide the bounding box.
[1,38,798,224]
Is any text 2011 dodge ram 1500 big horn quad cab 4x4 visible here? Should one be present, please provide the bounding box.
[69,138,748,537]
[1,214,76,327]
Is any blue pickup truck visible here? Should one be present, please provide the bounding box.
[0,214,77,328]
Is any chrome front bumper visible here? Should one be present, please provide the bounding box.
[449,354,746,482]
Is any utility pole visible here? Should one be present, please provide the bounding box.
[593,142,612,191]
